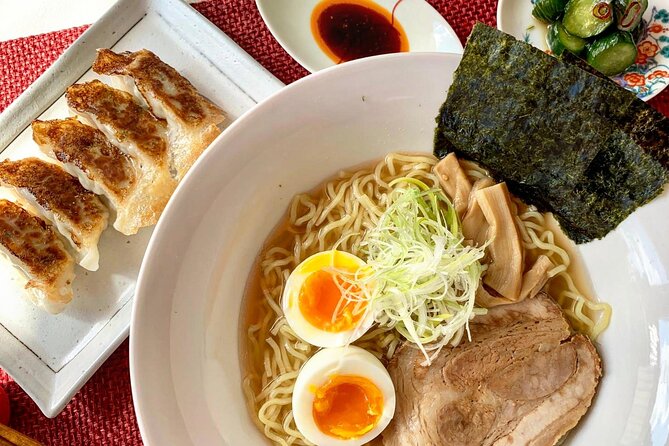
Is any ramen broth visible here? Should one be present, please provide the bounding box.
[241,197,602,381]
[239,154,610,445]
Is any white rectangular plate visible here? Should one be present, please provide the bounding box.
[0,0,283,417]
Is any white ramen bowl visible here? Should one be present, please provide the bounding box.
[131,52,669,445]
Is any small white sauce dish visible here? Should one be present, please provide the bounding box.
[256,0,463,72]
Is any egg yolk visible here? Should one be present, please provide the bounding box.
[298,269,365,332]
[312,375,383,439]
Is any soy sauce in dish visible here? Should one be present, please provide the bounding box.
[311,0,409,63]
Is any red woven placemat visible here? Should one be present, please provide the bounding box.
[0,1,667,444]
[0,26,89,113]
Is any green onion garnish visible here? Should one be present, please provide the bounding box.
[336,178,487,365]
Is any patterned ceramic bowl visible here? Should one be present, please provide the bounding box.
[497,0,669,101]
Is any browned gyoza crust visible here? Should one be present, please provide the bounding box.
[383,293,602,446]
[32,117,136,200]
[0,158,108,251]
[65,81,176,231]
[93,48,225,180]
[31,118,162,235]
[66,80,169,166]
[0,199,74,308]
[93,49,225,128]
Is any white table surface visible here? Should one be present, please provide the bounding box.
[0,0,118,41]
[0,0,199,42]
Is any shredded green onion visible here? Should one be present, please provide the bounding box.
[337,178,487,364]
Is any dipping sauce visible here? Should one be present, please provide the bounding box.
[311,0,409,63]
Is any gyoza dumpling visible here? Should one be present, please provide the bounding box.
[0,158,109,271]
[93,49,226,180]
[0,199,75,313]
[32,117,164,235]
[66,80,176,214]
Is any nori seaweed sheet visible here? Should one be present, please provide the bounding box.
[434,23,668,243]
[561,51,669,168]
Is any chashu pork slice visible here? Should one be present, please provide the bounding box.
[0,199,75,313]
[32,118,162,235]
[93,48,225,180]
[383,293,602,446]
[66,80,176,214]
[0,158,108,271]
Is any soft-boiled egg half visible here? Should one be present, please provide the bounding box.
[282,250,373,347]
[292,346,395,446]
